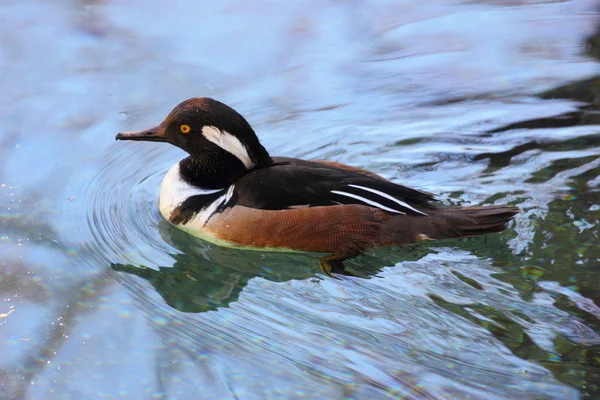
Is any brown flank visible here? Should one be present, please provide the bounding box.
[204,203,519,254]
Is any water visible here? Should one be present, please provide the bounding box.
[1,0,600,398]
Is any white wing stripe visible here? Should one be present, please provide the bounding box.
[347,184,428,216]
[331,190,405,214]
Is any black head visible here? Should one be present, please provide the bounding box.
[116,97,272,170]
[116,98,273,188]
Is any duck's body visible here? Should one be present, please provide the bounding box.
[117,97,519,272]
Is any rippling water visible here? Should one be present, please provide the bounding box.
[2,0,600,399]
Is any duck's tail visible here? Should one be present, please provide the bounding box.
[383,205,520,245]
[435,205,520,237]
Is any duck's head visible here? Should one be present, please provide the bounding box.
[116,97,272,170]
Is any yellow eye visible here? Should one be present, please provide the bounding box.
[180,124,191,134]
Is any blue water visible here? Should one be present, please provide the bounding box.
[1,0,600,398]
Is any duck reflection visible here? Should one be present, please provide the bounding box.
[111,220,434,313]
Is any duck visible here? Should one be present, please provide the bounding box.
[116,97,519,276]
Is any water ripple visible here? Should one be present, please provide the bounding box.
[79,143,177,268]
[10,1,596,397]
[69,130,599,399]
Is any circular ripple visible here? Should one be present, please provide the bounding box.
[78,143,180,269]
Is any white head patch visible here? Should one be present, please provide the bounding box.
[202,125,254,169]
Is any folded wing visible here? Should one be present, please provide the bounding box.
[232,157,435,216]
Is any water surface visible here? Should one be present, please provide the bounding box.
[1,0,600,399]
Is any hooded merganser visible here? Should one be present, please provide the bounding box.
[116,98,519,275]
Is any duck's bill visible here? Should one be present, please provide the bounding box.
[116,126,168,142]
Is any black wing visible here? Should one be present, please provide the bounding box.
[232,158,436,216]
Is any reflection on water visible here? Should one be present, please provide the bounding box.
[2,0,600,398]
[111,221,325,313]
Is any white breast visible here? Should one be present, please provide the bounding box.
[159,163,225,227]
